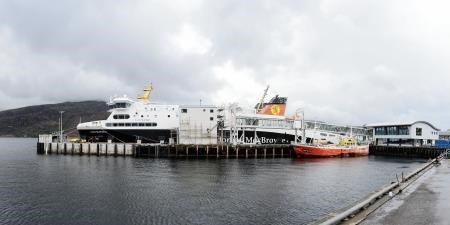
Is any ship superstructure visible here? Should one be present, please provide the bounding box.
[77,84,179,143]
[77,84,370,145]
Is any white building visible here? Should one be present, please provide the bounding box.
[178,106,219,145]
[439,130,450,140]
[366,121,440,146]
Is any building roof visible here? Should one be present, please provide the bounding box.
[365,121,440,131]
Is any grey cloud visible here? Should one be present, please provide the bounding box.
[0,0,449,128]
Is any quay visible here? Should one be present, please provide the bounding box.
[369,145,446,158]
[36,142,293,158]
[312,151,449,225]
[360,157,450,225]
[37,140,449,159]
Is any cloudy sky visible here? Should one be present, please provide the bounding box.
[1,0,450,128]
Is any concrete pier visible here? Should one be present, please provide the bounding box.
[313,151,448,225]
[370,145,446,158]
[361,159,450,225]
[37,142,293,158]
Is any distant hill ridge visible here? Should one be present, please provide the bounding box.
[0,101,109,137]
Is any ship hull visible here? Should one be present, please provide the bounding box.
[293,144,369,158]
[78,129,174,143]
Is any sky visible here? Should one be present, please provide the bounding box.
[0,0,450,128]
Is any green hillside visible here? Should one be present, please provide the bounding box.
[0,101,109,137]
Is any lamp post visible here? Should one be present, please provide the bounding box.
[59,111,65,143]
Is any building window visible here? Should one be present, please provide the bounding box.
[375,127,386,135]
[387,126,398,135]
[399,126,409,135]
[416,128,422,136]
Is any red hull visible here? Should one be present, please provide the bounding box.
[293,144,369,158]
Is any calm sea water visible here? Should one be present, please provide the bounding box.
[0,138,426,225]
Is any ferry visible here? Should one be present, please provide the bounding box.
[77,84,369,145]
[77,84,179,143]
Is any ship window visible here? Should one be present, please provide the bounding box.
[111,103,128,109]
[320,133,327,136]
[113,115,117,119]
[139,123,144,126]
[106,123,112,127]
[203,109,206,112]
[113,123,117,127]
[210,109,214,113]
[181,109,188,113]
[141,115,144,118]
[125,115,130,119]
[131,123,137,127]
[168,115,170,118]
[125,123,131,126]
[118,123,124,127]
[152,123,157,126]
[210,117,214,121]
[145,123,152,126]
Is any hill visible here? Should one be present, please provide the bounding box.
[0,101,109,137]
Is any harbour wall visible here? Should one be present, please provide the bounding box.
[36,142,293,158]
[369,145,447,158]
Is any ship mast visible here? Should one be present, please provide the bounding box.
[256,85,269,113]
[137,83,153,104]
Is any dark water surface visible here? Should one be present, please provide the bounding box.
[0,138,426,225]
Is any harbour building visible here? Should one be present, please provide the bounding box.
[365,121,440,146]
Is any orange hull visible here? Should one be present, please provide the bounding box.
[293,144,369,158]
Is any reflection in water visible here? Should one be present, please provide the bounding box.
[0,138,425,225]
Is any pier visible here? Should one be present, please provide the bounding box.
[312,150,449,225]
[369,145,447,158]
[36,142,293,158]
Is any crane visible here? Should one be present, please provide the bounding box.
[256,85,269,112]
[137,83,153,104]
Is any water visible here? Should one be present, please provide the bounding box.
[0,138,427,225]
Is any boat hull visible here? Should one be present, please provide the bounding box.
[293,144,369,158]
[78,129,174,143]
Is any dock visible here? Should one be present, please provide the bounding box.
[36,142,293,158]
[37,141,450,159]
[311,150,449,225]
[369,145,447,158]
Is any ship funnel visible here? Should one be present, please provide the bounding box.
[256,95,287,116]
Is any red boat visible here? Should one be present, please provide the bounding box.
[293,144,369,158]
